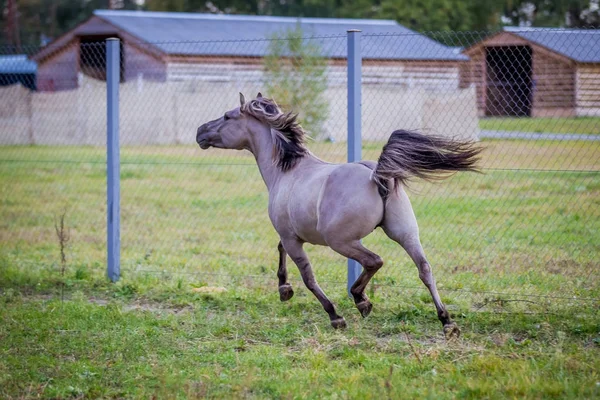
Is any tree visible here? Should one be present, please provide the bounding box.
[468,0,505,31]
[336,0,382,19]
[0,0,139,47]
[503,0,600,28]
[379,0,473,32]
[263,25,329,139]
[5,0,598,49]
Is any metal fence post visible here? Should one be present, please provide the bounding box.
[107,38,120,282]
[347,30,362,296]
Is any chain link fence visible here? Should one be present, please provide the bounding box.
[1,29,598,315]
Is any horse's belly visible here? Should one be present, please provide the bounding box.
[289,202,328,245]
[294,223,328,246]
[268,183,327,245]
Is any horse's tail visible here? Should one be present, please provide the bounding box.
[373,130,482,199]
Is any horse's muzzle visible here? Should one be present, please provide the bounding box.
[196,124,210,149]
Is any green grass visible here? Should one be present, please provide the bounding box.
[479,117,600,135]
[1,142,599,398]
[1,291,599,399]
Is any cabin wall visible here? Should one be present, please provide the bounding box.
[34,16,166,91]
[461,32,578,117]
[576,64,600,116]
[37,41,79,91]
[167,58,463,91]
[531,50,576,117]
[36,40,166,91]
[124,43,167,82]
[459,48,486,113]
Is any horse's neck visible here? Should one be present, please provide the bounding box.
[249,128,324,192]
[248,128,281,191]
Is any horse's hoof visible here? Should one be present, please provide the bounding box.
[356,300,373,318]
[443,322,461,340]
[331,317,347,329]
[278,284,294,302]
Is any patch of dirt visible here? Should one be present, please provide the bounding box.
[121,301,192,315]
[375,334,447,348]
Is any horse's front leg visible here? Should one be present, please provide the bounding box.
[281,238,346,329]
[277,241,294,301]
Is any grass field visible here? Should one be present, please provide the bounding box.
[479,117,600,135]
[1,140,599,398]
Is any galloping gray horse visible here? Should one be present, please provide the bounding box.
[196,93,481,338]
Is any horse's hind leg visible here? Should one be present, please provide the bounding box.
[382,191,460,338]
[386,230,460,338]
[327,240,383,318]
[277,241,294,301]
[397,235,460,339]
[281,238,346,329]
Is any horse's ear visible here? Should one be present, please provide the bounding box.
[257,92,263,98]
[239,93,246,107]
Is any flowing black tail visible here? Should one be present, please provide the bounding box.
[373,130,482,199]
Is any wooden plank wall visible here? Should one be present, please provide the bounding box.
[124,43,167,82]
[459,48,486,113]
[166,58,461,91]
[460,32,579,117]
[36,42,79,91]
[531,50,576,117]
[36,40,167,91]
[576,64,600,116]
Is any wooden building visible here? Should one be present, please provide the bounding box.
[461,28,600,117]
[30,10,468,92]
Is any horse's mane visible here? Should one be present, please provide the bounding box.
[242,97,308,171]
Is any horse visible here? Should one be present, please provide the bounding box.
[196,93,481,338]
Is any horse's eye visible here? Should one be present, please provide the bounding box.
[223,114,230,121]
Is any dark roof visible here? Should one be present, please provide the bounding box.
[505,27,600,63]
[93,10,467,61]
[0,55,37,74]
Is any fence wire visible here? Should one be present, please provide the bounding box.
[0,29,598,315]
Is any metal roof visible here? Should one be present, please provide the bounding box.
[93,10,467,61]
[505,27,600,63]
[0,55,37,74]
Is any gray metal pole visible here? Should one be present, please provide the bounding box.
[107,38,120,282]
[347,30,362,296]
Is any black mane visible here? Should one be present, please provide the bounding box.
[272,112,308,171]
[245,98,309,171]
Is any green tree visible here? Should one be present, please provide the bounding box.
[1,0,139,47]
[8,0,598,50]
[263,25,329,139]
[336,0,382,19]
[145,0,187,12]
[468,0,505,31]
[503,0,600,28]
[379,0,473,32]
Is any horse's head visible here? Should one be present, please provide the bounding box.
[196,92,273,151]
[197,92,308,170]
